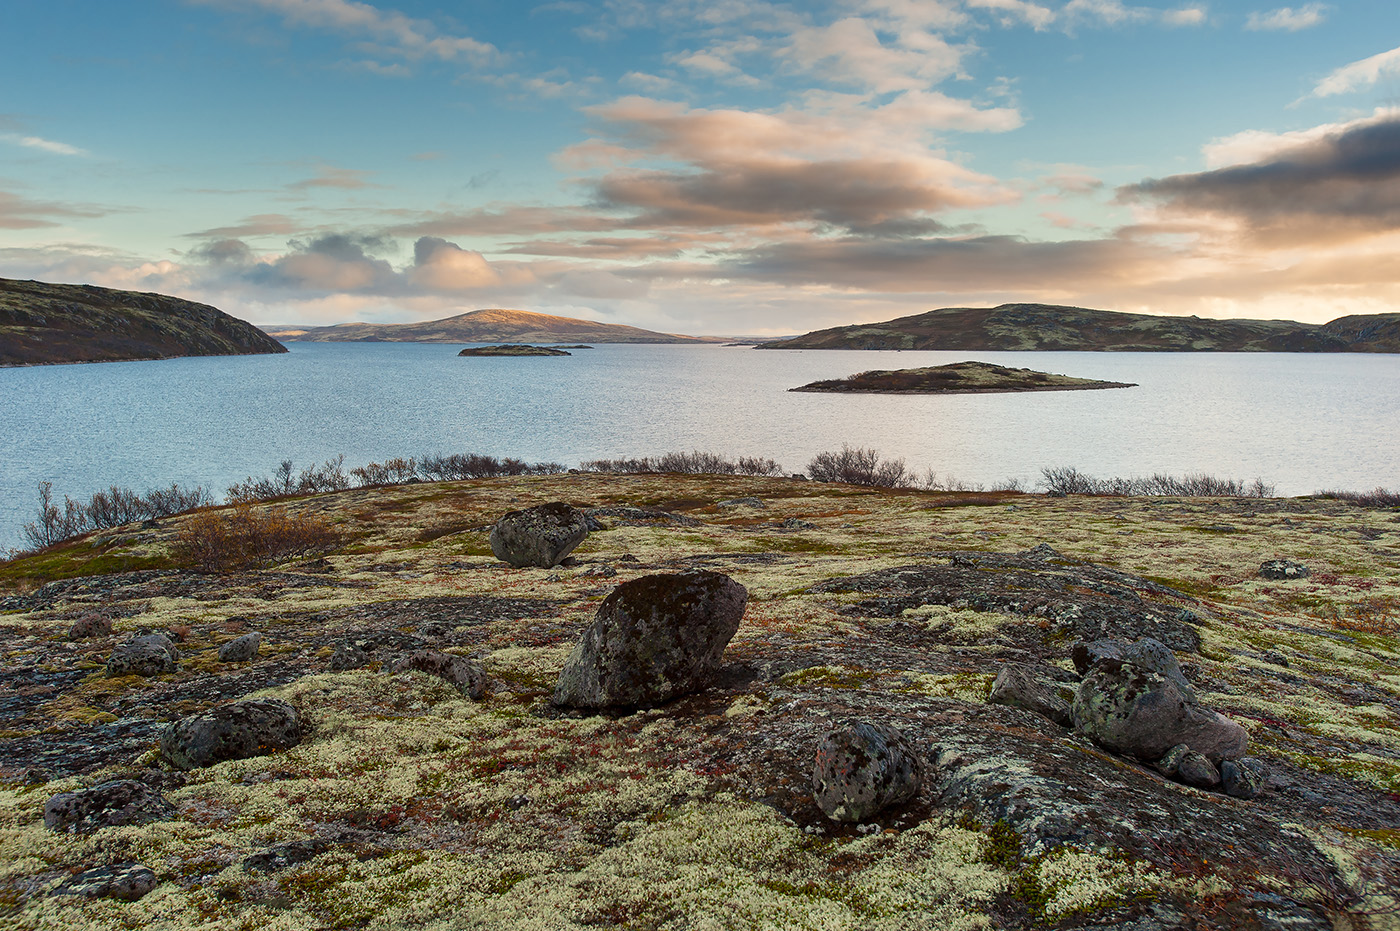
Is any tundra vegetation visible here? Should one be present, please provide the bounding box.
[1,465,1397,930]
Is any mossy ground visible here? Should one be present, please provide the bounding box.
[1,474,1397,929]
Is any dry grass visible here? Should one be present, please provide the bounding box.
[170,504,341,571]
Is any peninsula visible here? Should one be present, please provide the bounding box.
[791,361,1136,394]
[0,278,287,366]
[758,303,1400,352]
[263,309,716,345]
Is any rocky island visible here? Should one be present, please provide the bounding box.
[457,344,572,357]
[791,361,1137,394]
[0,473,1396,929]
[0,278,286,367]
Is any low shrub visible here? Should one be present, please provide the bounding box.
[227,456,351,502]
[1318,487,1400,508]
[1040,467,1274,498]
[806,445,910,487]
[417,452,565,481]
[170,504,340,571]
[21,480,212,550]
[579,451,784,476]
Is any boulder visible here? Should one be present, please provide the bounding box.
[1176,751,1221,789]
[489,502,589,568]
[69,614,113,639]
[1072,660,1247,764]
[50,864,158,901]
[106,633,178,678]
[329,643,369,671]
[161,697,303,770]
[987,663,1075,726]
[553,570,747,709]
[1155,744,1190,778]
[218,632,262,663]
[391,650,487,699]
[44,780,176,834]
[1072,637,1197,704]
[1221,758,1267,799]
[1260,560,1309,580]
[812,721,923,823]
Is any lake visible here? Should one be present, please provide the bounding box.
[2,342,1397,549]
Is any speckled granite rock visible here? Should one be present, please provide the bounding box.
[44,780,176,834]
[68,614,112,639]
[489,501,590,568]
[105,632,178,678]
[391,649,487,699]
[553,570,747,709]
[50,863,158,901]
[1260,560,1310,580]
[1072,636,1197,705]
[1073,660,1247,764]
[160,697,302,770]
[218,631,262,662]
[1221,758,1268,799]
[812,721,922,822]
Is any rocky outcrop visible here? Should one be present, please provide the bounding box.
[812,721,923,822]
[390,650,487,699]
[1260,559,1310,580]
[553,571,748,709]
[489,502,590,568]
[1073,659,1248,764]
[44,780,176,834]
[160,697,303,770]
[106,633,178,678]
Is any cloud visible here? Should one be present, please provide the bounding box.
[0,190,107,229]
[1308,44,1400,99]
[2,134,88,156]
[288,166,379,192]
[965,0,1055,30]
[185,213,303,238]
[780,16,968,93]
[1246,4,1327,31]
[1121,110,1400,244]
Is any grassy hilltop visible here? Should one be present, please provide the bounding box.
[0,474,1397,929]
[0,278,287,367]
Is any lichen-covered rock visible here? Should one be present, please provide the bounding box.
[244,838,333,873]
[1073,660,1247,763]
[69,614,112,639]
[1221,758,1267,799]
[553,570,747,709]
[329,642,369,671]
[489,502,589,568]
[1072,637,1197,704]
[987,663,1075,726]
[161,697,302,770]
[44,780,176,834]
[1155,744,1190,778]
[218,632,262,662]
[50,863,158,901]
[1176,751,1221,789]
[391,649,487,699]
[106,633,178,678]
[812,721,923,823]
[1260,560,1309,580]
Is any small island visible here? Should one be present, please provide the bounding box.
[457,344,572,357]
[791,360,1136,394]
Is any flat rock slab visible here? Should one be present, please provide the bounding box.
[161,697,303,770]
[44,779,176,834]
[554,570,748,709]
[814,544,1202,652]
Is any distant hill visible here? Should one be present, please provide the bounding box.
[0,278,287,366]
[263,308,717,344]
[757,303,1400,352]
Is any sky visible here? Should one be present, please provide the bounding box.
[3,1,1400,336]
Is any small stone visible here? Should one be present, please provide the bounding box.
[1221,758,1267,799]
[51,863,158,901]
[391,650,487,699]
[69,614,113,639]
[243,838,331,873]
[44,780,176,834]
[218,632,262,663]
[1155,744,1190,778]
[330,643,369,671]
[161,697,303,771]
[489,502,590,568]
[812,721,923,823]
[1176,751,1221,789]
[106,633,178,678]
[718,497,766,509]
[1260,560,1309,580]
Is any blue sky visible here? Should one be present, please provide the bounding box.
[3,0,1400,334]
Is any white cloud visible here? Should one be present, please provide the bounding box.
[1246,4,1327,31]
[2,134,88,156]
[1309,44,1400,98]
[1200,108,1400,168]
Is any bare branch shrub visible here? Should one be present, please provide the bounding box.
[171,504,340,571]
[20,480,212,550]
[350,457,418,487]
[1318,487,1400,509]
[1040,466,1274,498]
[579,451,784,476]
[806,445,910,487]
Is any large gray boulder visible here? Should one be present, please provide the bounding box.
[489,502,589,568]
[44,780,176,834]
[553,570,747,709]
[812,721,922,822]
[1072,636,1196,704]
[391,650,487,699]
[1073,660,1247,764]
[106,633,178,678]
[161,697,303,770]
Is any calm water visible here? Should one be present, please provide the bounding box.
[2,342,1398,549]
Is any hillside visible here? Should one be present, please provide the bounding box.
[0,278,287,366]
[0,473,1397,929]
[263,308,716,344]
[758,303,1400,352]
